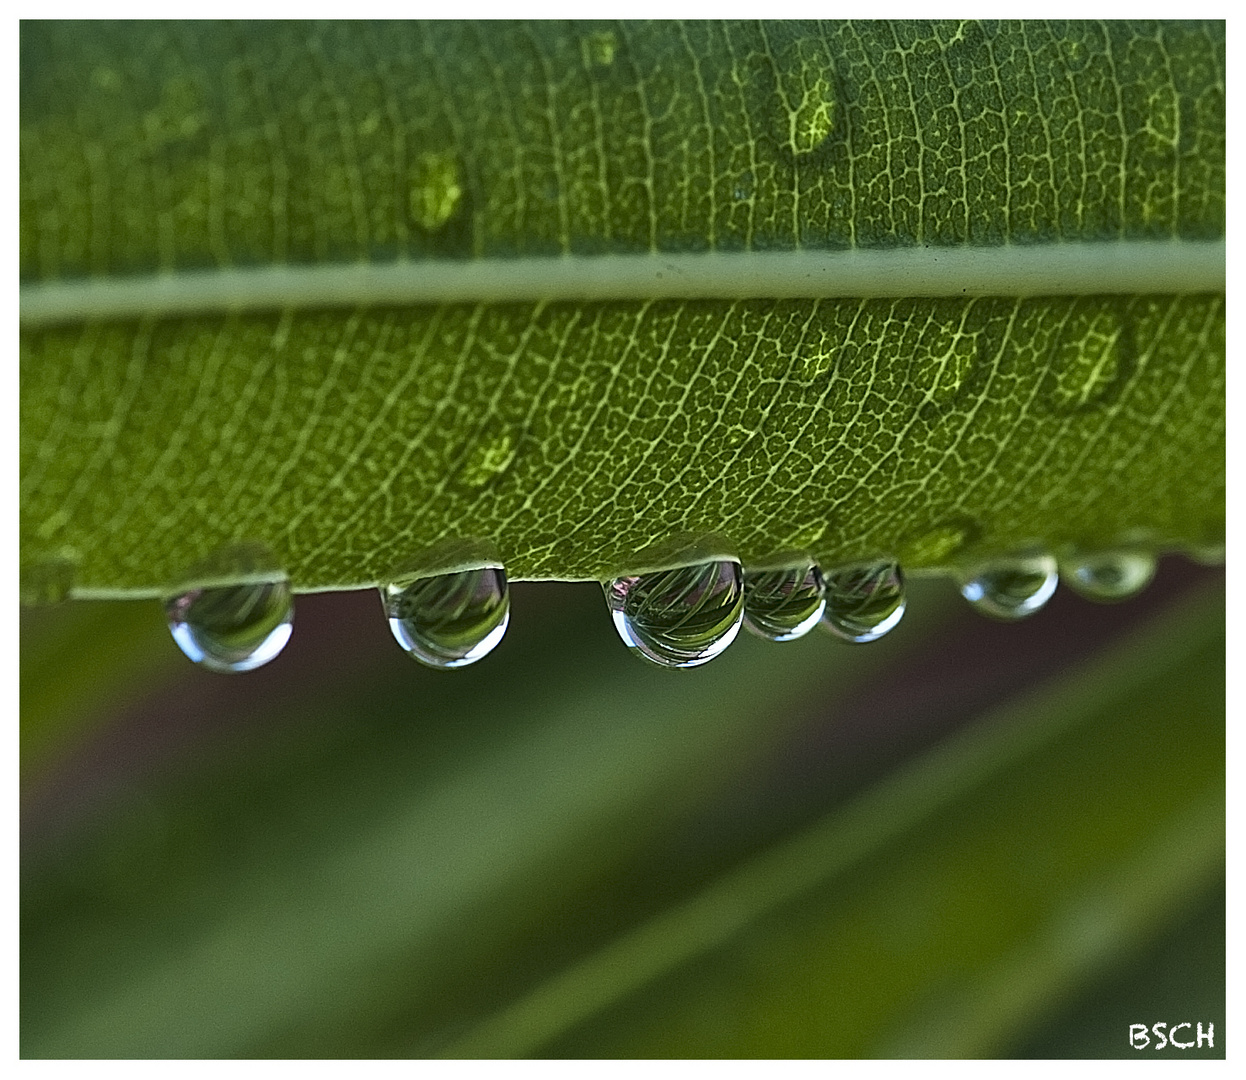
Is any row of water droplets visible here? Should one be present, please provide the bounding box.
[160,540,1159,674]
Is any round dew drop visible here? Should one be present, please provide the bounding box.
[743,563,826,642]
[382,566,509,669]
[821,560,906,643]
[958,552,1058,621]
[1062,549,1156,603]
[163,543,293,673]
[605,559,744,669]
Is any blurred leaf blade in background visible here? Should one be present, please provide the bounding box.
[21,566,1224,1058]
[20,18,1224,1062]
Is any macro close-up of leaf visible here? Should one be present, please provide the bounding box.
[20,20,1223,1060]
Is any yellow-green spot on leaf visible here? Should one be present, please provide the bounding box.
[912,324,979,404]
[410,151,463,231]
[20,549,78,606]
[1049,306,1125,411]
[897,523,972,567]
[143,75,206,144]
[457,424,518,490]
[582,31,617,69]
[782,521,828,553]
[775,35,838,157]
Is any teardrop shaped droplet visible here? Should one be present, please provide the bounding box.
[605,559,744,669]
[163,543,293,673]
[382,566,509,669]
[743,563,826,642]
[958,552,1058,621]
[1062,549,1156,603]
[821,560,906,643]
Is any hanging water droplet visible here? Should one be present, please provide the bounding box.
[382,565,509,669]
[605,559,744,668]
[1062,549,1156,603]
[821,560,906,643]
[958,552,1058,621]
[163,543,293,673]
[743,563,826,642]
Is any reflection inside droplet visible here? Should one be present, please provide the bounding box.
[605,559,744,668]
[958,552,1058,621]
[382,565,510,669]
[743,563,826,642]
[163,542,293,673]
[821,560,906,643]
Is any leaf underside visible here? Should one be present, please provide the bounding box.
[19,20,1225,593]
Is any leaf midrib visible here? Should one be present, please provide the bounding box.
[19,239,1226,328]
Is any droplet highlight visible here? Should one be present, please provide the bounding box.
[821,560,906,643]
[163,543,293,673]
[743,563,826,642]
[383,566,509,669]
[1062,549,1156,603]
[958,552,1058,621]
[606,560,744,668]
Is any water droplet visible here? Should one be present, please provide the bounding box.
[20,551,78,606]
[163,543,293,673]
[821,560,906,643]
[457,422,518,489]
[582,30,617,68]
[743,563,826,642]
[1049,305,1125,411]
[775,34,837,157]
[958,552,1058,621]
[382,565,509,669]
[410,150,462,231]
[605,559,744,668]
[1062,550,1156,603]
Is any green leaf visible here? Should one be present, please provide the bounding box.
[19,21,1224,594]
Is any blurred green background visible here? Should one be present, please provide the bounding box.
[21,560,1224,1058]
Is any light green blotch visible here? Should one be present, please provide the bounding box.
[897,523,972,567]
[582,31,617,69]
[143,75,207,143]
[458,424,517,489]
[20,549,79,606]
[783,521,827,552]
[1050,308,1124,411]
[775,36,838,157]
[912,325,978,404]
[797,321,842,383]
[410,151,463,231]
